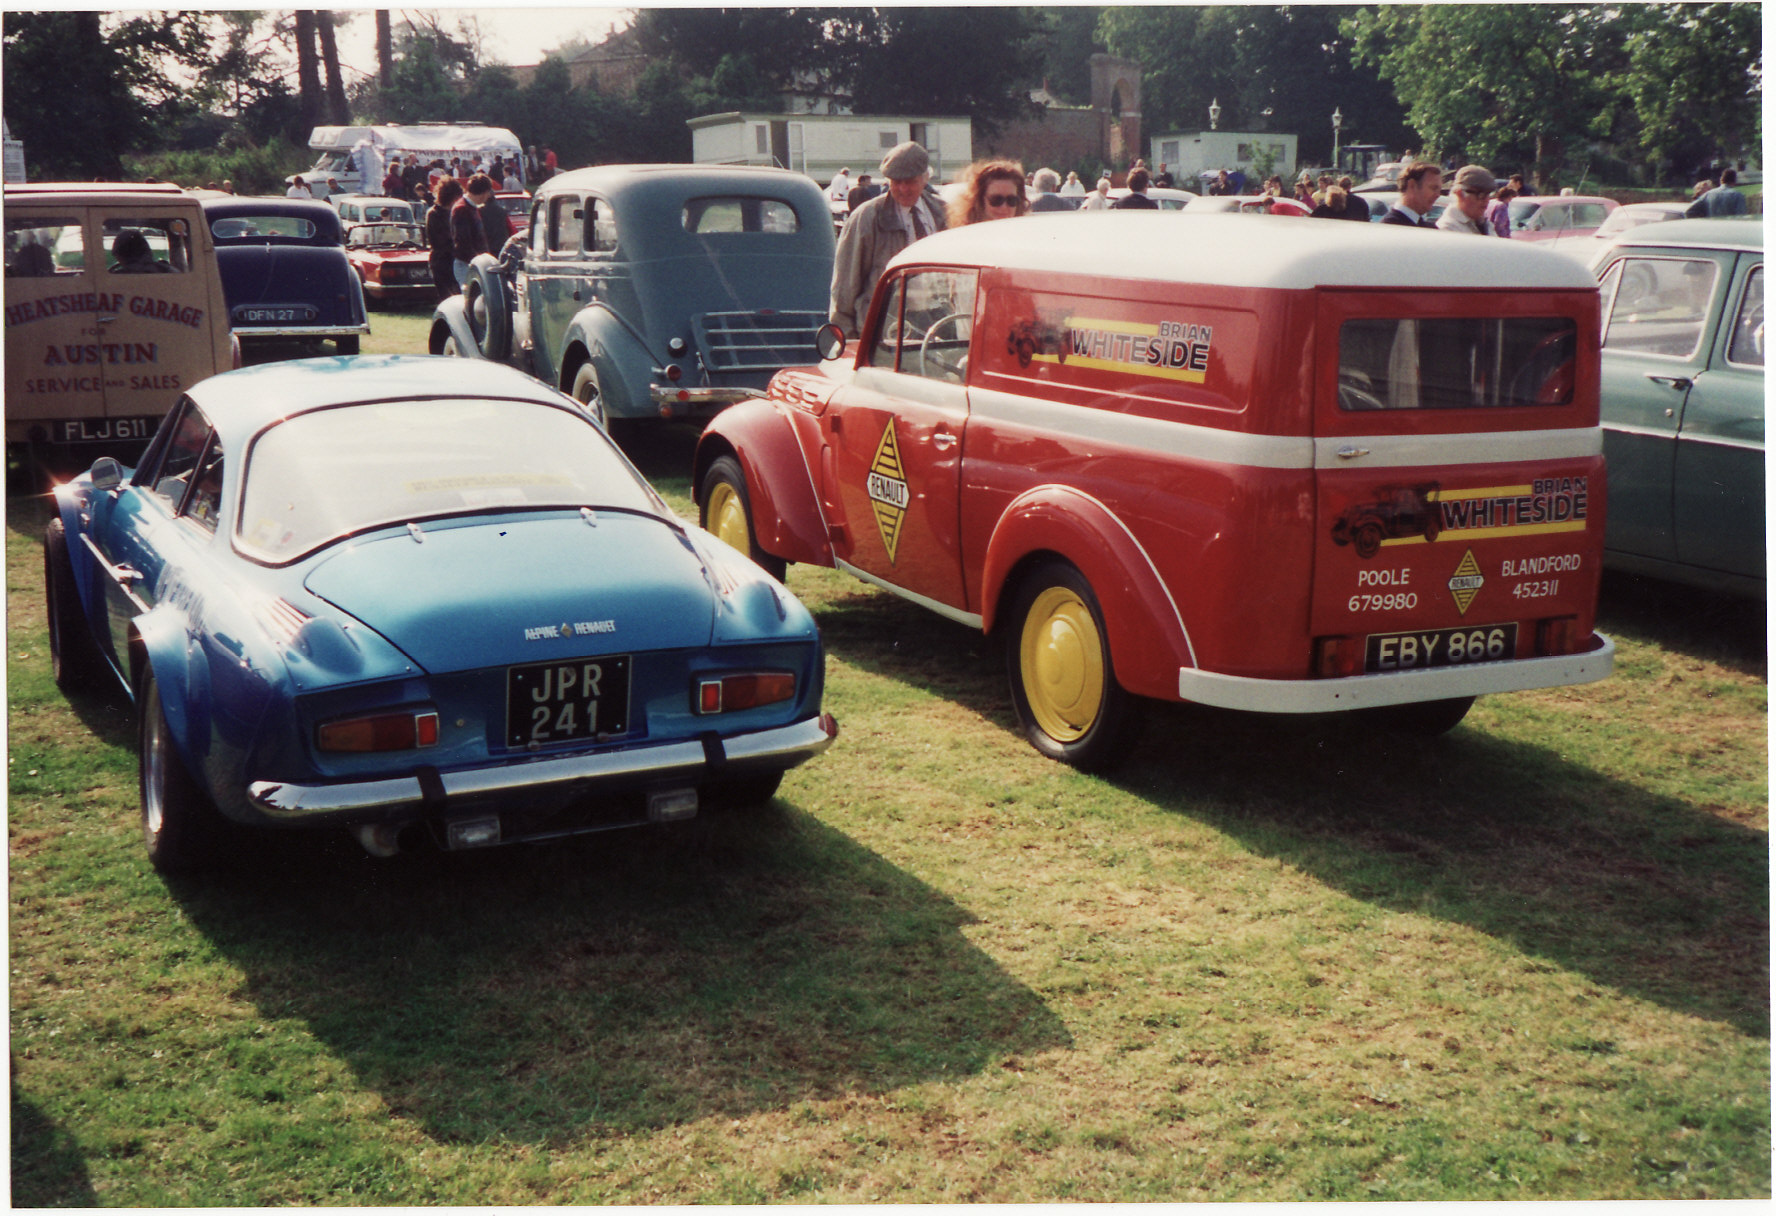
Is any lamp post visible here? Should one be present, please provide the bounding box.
[1332,107,1343,171]
[1208,98,1221,131]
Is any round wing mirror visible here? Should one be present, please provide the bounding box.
[89,457,123,492]
[815,324,847,362]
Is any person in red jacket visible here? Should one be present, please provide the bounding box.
[450,174,494,288]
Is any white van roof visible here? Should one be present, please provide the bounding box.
[892,212,1600,292]
[308,124,521,155]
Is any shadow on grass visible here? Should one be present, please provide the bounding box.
[1597,571,1766,678]
[10,1085,97,1207]
[164,804,1070,1145]
[812,582,1770,1040]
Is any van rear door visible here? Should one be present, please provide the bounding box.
[1309,288,1606,679]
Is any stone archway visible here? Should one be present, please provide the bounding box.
[1090,55,1142,169]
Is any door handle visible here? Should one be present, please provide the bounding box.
[932,431,957,450]
[1644,373,1692,391]
[1336,445,1371,460]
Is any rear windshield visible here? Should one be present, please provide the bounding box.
[237,397,660,562]
[211,216,318,241]
[1338,317,1577,410]
[683,196,801,235]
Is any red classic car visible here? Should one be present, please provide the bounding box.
[345,220,434,303]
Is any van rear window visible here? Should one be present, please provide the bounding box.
[1338,317,1577,410]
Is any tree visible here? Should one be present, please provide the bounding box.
[1612,2,1762,181]
[1345,6,1622,186]
[315,11,350,124]
[376,10,393,89]
[1019,6,1107,105]
[293,10,323,132]
[845,8,1040,131]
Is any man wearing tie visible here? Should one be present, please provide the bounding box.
[830,141,948,336]
[1381,162,1444,228]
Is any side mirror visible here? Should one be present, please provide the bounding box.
[90,457,123,492]
[815,324,847,362]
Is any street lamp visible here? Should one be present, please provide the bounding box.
[1332,106,1343,170]
[1208,98,1221,131]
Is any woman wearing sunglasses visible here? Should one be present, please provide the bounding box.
[947,159,1030,227]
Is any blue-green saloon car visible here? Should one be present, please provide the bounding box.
[47,356,836,870]
[1591,218,1763,597]
[430,164,835,427]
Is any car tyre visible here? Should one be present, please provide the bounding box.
[463,253,511,361]
[1005,561,1136,771]
[704,772,783,809]
[700,454,786,581]
[336,335,360,355]
[44,518,107,692]
[138,669,227,872]
[570,363,609,430]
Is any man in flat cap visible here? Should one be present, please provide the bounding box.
[830,140,947,336]
[1437,165,1497,235]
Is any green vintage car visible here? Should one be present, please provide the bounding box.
[1591,218,1764,597]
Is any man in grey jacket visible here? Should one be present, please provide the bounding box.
[830,141,947,336]
[1436,165,1496,235]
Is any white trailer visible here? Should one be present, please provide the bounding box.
[1149,129,1299,187]
[297,122,524,197]
[689,111,972,186]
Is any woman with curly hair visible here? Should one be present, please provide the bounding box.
[947,159,1029,227]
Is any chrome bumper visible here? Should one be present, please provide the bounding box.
[248,713,838,821]
[233,324,371,339]
[649,384,758,407]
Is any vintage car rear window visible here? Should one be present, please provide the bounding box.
[210,216,318,242]
[683,197,800,235]
[1338,316,1577,410]
[238,398,659,562]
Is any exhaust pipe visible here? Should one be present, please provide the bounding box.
[353,822,404,858]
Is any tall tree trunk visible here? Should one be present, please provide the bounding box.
[376,10,394,89]
[317,12,350,124]
[294,10,323,132]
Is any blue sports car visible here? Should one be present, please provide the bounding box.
[46,355,837,869]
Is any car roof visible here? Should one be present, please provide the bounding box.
[1597,216,1762,252]
[890,212,1597,291]
[201,196,341,218]
[1515,195,1614,207]
[535,163,826,206]
[4,182,192,207]
[185,355,571,447]
[332,195,410,207]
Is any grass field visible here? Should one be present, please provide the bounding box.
[7,316,1770,1203]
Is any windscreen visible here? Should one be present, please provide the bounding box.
[238,397,660,562]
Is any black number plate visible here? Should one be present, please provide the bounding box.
[1365,623,1518,673]
[506,656,631,747]
[237,305,316,323]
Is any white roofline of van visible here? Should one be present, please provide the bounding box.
[889,212,1600,291]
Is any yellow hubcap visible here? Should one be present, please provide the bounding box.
[708,481,751,555]
[1020,585,1105,743]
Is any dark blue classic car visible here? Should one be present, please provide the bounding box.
[430,165,835,427]
[200,196,369,354]
[46,356,836,869]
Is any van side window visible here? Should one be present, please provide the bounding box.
[101,216,192,273]
[1339,316,1577,409]
[868,268,977,384]
[1601,257,1719,359]
[4,216,79,277]
[549,196,582,255]
[1726,265,1764,368]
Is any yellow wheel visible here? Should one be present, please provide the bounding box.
[699,455,786,581]
[1005,561,1135,769]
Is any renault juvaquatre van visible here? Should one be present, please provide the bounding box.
[695,213,1615,768]
[5,182,236,484]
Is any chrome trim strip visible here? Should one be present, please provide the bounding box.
[233,325,371,338]
[970,387,1315,469]
[834,558,984,629]
[1603,422,1763,452]
[1313,427,1603,469]
[1177,633,1614,713]
[247,715,838,820]
[650,385,756,406]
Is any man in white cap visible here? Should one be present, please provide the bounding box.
[830,140,947,336]
[1437,165,1497,235]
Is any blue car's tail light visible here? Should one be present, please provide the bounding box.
[317,709,440,752]
[694,672,795,714]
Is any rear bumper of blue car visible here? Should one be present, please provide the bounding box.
[247,713,837,822]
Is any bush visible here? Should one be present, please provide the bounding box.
[124,136,309,195]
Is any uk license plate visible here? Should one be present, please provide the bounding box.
[1365,623,1518,673]
[506,656,631,747]
[238,305,315,323]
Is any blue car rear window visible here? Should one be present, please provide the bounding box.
[237,397,659,562]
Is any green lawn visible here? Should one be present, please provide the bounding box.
[8,322,1768,1203]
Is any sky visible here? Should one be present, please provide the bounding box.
[328,7,633,77]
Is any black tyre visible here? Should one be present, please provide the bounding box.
[699,454,787,581]
[139,669,227,872]
[43,518,107,692]
[1004,561,1137,770]
[1357,696,1476,738]
[570,363,608,430]
[703,772,783,809]
[335,334,360,355]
